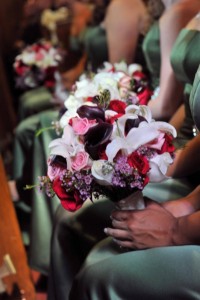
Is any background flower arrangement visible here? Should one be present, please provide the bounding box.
[13,40,63,91]
[35,63,176,212]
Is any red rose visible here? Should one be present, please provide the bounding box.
[159,134,175,154]
[53,177,83,212]
[127,152,150,175]
[137,87,152,105]
[108,113,124,124]
[86,97,93,102]
[108,100,126,114]
[132,71,146,80]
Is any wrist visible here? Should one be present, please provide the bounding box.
[172,216,192,246]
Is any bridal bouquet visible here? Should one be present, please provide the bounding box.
[14,40,63,91]
[39,99,176,212]
[32,63,175,212]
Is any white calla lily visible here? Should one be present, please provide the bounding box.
[106,125,160,162]
[147,121,177,138]
[49,124,84,171]
[148,153,174,182]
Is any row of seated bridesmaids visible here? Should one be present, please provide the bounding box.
[49,3,200,299]
[9,0,163,274]
[4,0,200,299]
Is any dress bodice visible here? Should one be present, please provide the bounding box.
[190,64,200,132]
[142,22,161,90]
[171,29,200,85]
[170,29,200,142]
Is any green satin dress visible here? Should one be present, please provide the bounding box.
[13,109,60,274]
[171,29,200,143]
[142,21,161,90]
[190,63,200,131]
[18,86,55,121]
[143,28,200,202]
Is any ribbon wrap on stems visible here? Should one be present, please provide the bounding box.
[115,190,145,210]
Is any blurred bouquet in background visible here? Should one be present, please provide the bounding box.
[13,40,63,91]
[35,62,176,211]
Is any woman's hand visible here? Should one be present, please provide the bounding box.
[104,202,179,250]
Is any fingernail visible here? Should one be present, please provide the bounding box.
[104,228,108,234]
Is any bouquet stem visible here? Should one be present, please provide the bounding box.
[116,190,145,210]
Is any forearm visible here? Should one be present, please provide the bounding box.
[167,134,200,178]
[175,210,200,245]
[162,185,200,217]
[148,68,184,121]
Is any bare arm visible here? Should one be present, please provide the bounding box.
[104,0,148,64]
[148,1,200,121]
[169,104,185,132]
[167,133,200,178]
[162,185,200,217]
[148,5,186,120]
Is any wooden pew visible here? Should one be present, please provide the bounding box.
[0,155,35,299]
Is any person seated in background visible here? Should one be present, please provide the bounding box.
[46,3,200,299]
[69,63,200,300]
[61,0,164,88]
[147,0,200,122]
[7,0,111,276]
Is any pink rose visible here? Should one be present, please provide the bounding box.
[71,151,89,171]
[71,117,96,135]
[145,132,165,150]
[47,159,66,181]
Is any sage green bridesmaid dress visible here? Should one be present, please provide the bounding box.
[142,21,161,90]
[143,28,200,202]
[18,86,55,121]
[69,60,200,300]
[13,109,60,274]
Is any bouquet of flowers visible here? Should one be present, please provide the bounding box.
[59,62,152,128]
[13,40,63,91]
[98,61,152,106]
[38,76,176,211]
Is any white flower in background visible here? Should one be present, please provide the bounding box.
[125,105,153,122]
[98,61,142,76]
[75,72,121,101]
